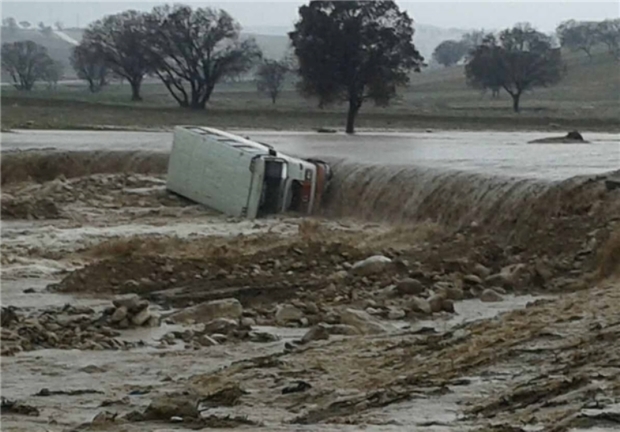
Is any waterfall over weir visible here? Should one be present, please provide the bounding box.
[1,151,617,241]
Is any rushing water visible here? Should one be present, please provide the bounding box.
[2,129,619,180]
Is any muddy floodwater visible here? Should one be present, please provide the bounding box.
[1,129,620,431]
[2,129,619,179]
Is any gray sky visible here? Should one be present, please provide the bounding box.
[2,1,618,32]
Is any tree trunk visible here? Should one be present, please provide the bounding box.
[511,92,521,113]
[346,99,361,134]
[271,94,277,104]
[129,78,142,101]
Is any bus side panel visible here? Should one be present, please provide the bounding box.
[166,128,257,218]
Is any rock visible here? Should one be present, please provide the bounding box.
[444,287,464,300]
[408,297,432,315]
[275,304,304,325]
[340,308,396,334]
[350,255,392,276]
[329,270,349,281]
[282,380,312,394]
[211,333,228,343]
[395,278,425,295]
[329,324,362,336]
[378,285,398,299]
[473,263,491,279]
[249,331,280,343]
[112,294,140,311]
[528,131,588,144]
[131,308,151,326]
[365,307,382,316]
[463,274,483,285]
[240,317,256,327]
[146,315,160,327]
[170,416,184,423]
[169,298,243,324]
[110,306,128,323]
[203,318,239,335]
[144,393,200,420]
[302,302,319,315]
[480,288,504,303]
[427,295,445,313]
[117,318,129,329]
[198,335,219,346]
[91,411,117,424]
[23,288,36,294]
[486,263,528,289]
[387,307,406,320]
[533,260,553,286]
[441,298,455,313]
[302,324,331,343]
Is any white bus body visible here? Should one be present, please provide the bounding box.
[166,126,330,219]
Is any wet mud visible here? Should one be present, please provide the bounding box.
[1,148,619,431]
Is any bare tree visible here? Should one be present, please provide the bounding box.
[556,20,599,59]
[54,21,64,31]
[256,58,290,104]
[70,43,109,92]
[42,60,64,90]
[144,4,262,109]
[3,17,18,33]
[38,22,53,36]
[596,19,620,60]
[465,24,563,113]
[1,40,54,90]
[82,10,151,101]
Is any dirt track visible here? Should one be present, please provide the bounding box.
[1,149,620,431]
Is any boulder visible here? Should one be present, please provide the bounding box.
[203,318,239,335]
[350,256,392,276]
[112,294,140,311]
[528,131,588,144]
[301,324,330,344]
[110,306,128,323]
[275,304,304,325]
[143,393,200,420]
[340,308,396,334]
[441,298,455,313]
[395,278,425,295]
[473,263,492,279]
[444,287,464,300]
[387,307,406,320]
[463,274,483,285]
[329,324,362,336]
[427,295,445,313]
[169,298,243,324]
[480,288,504,303]
[408,297,432,315]
[131,308,152,326]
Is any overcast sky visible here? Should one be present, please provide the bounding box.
[2,1,618,32]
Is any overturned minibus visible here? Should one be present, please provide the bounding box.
[166,126,331,219]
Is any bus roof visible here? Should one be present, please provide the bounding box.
[178,126,270,154]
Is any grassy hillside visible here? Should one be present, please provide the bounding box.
[2,45,618,132]
[1,27,76,81]
[1,22,467,80]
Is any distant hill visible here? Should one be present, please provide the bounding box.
[1,21,469,80]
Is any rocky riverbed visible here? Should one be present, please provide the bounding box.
[1,156,620,431]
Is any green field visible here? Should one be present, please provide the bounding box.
[2,48,619,132]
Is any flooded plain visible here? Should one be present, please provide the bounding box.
[2,129,619,179]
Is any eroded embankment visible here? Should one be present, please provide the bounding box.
[2,150,619,283]
[0,150,169,185]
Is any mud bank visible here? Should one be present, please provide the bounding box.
[2,149,620,431]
